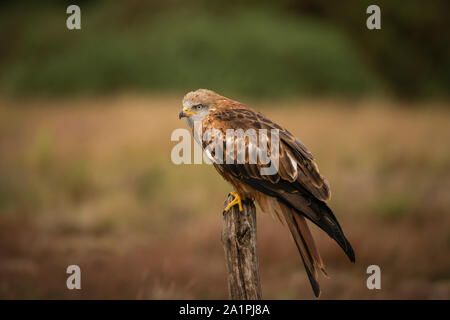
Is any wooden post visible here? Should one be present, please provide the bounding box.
[221,193,262,300]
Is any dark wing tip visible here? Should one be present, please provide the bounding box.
[334,232,355,263]
[346,242,356,263]
[335,233,355,263]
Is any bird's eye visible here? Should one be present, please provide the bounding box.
[193,104,202,110]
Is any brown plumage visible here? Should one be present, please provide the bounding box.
[179,89,355,297]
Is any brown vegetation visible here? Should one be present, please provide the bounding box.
[0,95,449,299]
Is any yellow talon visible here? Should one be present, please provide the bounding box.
[224,192,243,212]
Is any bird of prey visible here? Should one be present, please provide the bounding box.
[178,89,354,297]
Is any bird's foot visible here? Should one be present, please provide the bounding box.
[224,192,243,212]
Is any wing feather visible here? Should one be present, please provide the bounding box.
[203,107,354,262]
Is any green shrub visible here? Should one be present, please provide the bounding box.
[0,7,382,98]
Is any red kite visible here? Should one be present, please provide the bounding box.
[179,89,355,297]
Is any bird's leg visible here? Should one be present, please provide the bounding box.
[224,192,243,212]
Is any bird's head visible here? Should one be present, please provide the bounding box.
[179,89,222,127]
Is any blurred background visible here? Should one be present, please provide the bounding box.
[0,0,449,299]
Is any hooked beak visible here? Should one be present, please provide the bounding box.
[178,107,196,119]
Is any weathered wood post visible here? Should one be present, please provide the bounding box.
[221,193,262,300]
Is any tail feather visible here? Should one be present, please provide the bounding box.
[279,202,326,297]
[294,213,328,278]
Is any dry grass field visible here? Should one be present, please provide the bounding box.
[0,94,449,299]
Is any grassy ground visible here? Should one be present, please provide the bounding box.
[0,94,449,299]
